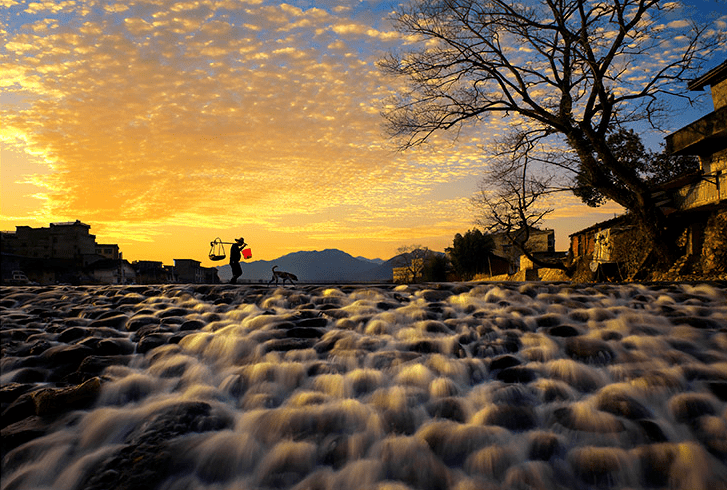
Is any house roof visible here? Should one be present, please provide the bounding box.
[688,59,727,91]
[569,214,631,237]
[86,258,133,271]
[666,105,727,156]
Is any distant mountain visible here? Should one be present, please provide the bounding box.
[217,249,395,283]
[355,256,385,265]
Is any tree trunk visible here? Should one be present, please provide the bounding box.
[565,129,676,269]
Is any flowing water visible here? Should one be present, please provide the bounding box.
[1,282,726,490]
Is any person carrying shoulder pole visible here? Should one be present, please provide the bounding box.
[229,237,246,284]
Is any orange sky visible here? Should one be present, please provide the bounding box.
[2,0,724,265]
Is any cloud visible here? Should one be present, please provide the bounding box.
[24,1,75,14]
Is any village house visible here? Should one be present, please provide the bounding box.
[490,227,556,274]
[86,259,137,285]
[96,243,122,260]
[173,259,220,284]
[568,59,727,279]
[133,260,176,284]
[664,59,727,267]
[1,221,100,266]
[1,221,114,284]
[1,220,222,285]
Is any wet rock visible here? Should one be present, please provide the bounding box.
[535,314,562,328]
[420,289,454,302]
[497,366,537,384]
[568,310,591,323]
[669,393,717,424]
[472,337,521,357]
[125,315,160,332]
[285,327,326,339]
[132,324,172,342]
[494,317,528,331]
[632,444,675,488]
[417,320,452,334]
[568,446,626,487]
[71,355,133,382]
[88,314,129,330]
[1,415,49,456]
[707,381,727,401]
[636,419,669,442]
[41,344,95,378]
[0,383,34,409]
[465,444,515,480]
[553,407,624,433]
[1,392,36,427]
[487,384,537,406]
[98,338,135,356]
[263,338,316,353]
[306,362,346,377]
[258,441,317,488]
[417,421,497,467]
[157,307,190,318]
[478,405,537,431]
[600,330,623,341]
[407,340,442,354]
[58,326,88,343]
[80,401,231,490]
[379,436,450,490]
[547,325,580,337]
[381,408,420,435]
[489,354,521,371]
[528,432,563,461]
[675,317,722,329]
[376,301,399,311]
[317,434,348,469]
[137,333,171,354]
[565,337,615,364]
[426,397,466,423]
[692,415,727,459]
[596,392,651,419]
[295,317,329,328]
[5,367,48,383]
[179,319,205,331]
[31,377,101,416]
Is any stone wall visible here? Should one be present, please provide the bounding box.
[700,208,727,275]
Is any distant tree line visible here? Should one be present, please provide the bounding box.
[397,229,497,283]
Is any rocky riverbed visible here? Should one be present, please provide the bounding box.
[2,282,726,490]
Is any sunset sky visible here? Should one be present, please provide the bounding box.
[2,0,725,266]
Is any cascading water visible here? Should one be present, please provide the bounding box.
[1,282,726,490]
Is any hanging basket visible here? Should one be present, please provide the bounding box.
[209,237,226,261]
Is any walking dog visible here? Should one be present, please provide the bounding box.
[269,265,298,286]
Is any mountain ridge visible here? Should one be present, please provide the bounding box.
[216,248,397,283]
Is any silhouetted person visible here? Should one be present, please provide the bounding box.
[230,237,246,284]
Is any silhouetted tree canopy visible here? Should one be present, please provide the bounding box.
[446,229,495,280]
[573,129,700,206]
[422,253,450,281]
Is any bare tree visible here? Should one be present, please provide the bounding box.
[473,142,575,273]
[396,245,433,282]
[381,0,723,265]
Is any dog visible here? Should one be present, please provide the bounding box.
[269,265,298,286]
